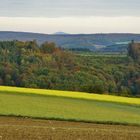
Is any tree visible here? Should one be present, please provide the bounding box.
[128,41,140,61]
[40,42,57,53]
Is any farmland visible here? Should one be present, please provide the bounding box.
[0,86,140,125]
[0,86,140,139]
[0,116,140,140]
[0,86,140,106]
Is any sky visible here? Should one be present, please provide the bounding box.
[0,0,140,34]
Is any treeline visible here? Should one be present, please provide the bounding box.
[0,40,140,97]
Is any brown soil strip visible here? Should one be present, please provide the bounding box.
[0,116,139,140]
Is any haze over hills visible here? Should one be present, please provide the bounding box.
[0,31,140,52]
[54,32,69,35]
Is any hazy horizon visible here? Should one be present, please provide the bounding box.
[0,0,140,34]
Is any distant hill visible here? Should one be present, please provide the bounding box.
[54,32,69,35]
[99,44,128,53]
[0,31,140,52]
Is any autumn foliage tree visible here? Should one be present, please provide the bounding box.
[0,40,140,96]
[128,40,140,61]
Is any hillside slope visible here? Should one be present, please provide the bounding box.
[0,86,140,125]
[0,40,140,96]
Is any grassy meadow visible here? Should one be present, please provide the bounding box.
[0,86,140,125]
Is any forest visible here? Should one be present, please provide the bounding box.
[0,40,140,97]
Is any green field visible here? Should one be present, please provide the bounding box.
[0,86,140,125]
[75,52,127,57]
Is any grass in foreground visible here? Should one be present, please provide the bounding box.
[0,86,140,106]
[0,86,140,125]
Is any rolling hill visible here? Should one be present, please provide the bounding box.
[1,31,140,52]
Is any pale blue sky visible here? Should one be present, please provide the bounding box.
[0,0,140,33]
[0,0,140,17]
